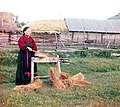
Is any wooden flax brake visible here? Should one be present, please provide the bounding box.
[31,51,61,82]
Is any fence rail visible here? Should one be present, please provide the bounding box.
[1,33,120,51]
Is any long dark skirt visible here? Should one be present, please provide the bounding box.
[16,50,37,85]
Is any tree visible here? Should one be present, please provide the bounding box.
[18,22,26,28]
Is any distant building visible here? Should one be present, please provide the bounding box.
[64,18,120,44]
[108,13,120,20]
[0,12,19,45]
[0,12,19,33]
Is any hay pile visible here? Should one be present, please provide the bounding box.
[49,64,91,90]
[13,79,43,93]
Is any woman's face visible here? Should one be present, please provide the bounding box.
[25,28,31,36]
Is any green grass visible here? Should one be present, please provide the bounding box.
[0,49,120,107]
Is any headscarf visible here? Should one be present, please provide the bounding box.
[23,27,30,35]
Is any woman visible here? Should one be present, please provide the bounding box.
[16,27,37,85]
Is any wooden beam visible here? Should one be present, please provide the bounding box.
[34,76,49,79]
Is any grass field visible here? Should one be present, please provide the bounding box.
[0,49,120,107]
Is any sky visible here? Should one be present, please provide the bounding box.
[0,0,120,22]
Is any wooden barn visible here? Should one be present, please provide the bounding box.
[64,18,120,48]
[27,18,120,44]
[0,12,18,33]
[27,20,67,46]
[0,12,19,45]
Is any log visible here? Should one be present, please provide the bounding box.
[111,53,120,57]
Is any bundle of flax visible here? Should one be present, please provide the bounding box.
[35,51,48,58]
[27,47,48,58]
[49,64,91,90]
[49,64,67,89]
[13,79,43,92]
[71,72,91,86]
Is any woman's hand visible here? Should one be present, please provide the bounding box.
[27,47,32,51]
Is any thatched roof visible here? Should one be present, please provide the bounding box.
[0,12,19,33]
[27,20,67,33]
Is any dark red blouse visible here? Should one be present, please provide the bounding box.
[18,35,37,51]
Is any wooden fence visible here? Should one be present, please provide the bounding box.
[1,32,120,51]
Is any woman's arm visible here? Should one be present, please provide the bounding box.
[32,38,37,51]
[18,36,27,51]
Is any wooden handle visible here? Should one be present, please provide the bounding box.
[27,47,37,53]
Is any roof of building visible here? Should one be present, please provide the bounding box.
[0,12,19,33]
[64,18,120,34]
[108,13,120,20]
[27,20,67,33]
